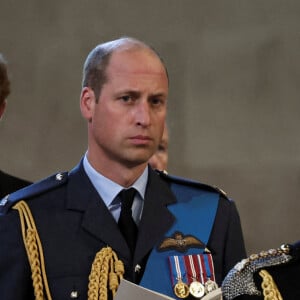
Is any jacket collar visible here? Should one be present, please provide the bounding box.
[65,160,176,261]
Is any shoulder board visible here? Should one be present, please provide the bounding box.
[222,243,293,299]
[155,169,228,199]
[0,171,68,215]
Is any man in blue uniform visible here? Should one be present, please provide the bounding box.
[0,37,246,300]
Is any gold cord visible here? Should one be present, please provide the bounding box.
[88,246,125,300]
[13,200,52,300]
[259,269,283,300]
[13,201,125,300]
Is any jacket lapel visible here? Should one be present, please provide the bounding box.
[65,161,130,257]
[65,162,177,261]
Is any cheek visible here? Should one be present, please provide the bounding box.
[91,109,109,134]
[164,154,168,164]
[92,110,123,139]
[92,105,112,125]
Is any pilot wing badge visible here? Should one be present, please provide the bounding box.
[158,231,206,253]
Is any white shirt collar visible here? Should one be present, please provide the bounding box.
[83,153,148,208]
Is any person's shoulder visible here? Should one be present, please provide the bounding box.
[0,169,32,198]
[222,240,300,299]
[0,169,30,184]
[0,171,68,215]
[155,169,229,199]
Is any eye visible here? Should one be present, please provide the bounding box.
[120,95,132,102]
[150,97,166,107]
[151,98,161,105]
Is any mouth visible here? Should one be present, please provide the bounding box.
[130,135,152,146]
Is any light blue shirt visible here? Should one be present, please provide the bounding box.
[83,154,148,225]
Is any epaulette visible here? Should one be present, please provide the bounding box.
[0,171,68,215]
[155,169,228,199]
[221,243,293,300]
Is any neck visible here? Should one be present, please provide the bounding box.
[86,151,148,187]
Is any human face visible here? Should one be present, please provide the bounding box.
[81,48,168,171]
[149,126,169,170]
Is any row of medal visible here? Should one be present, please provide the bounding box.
[169,254,218,299]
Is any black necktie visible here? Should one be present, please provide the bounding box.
[118,188,138,254]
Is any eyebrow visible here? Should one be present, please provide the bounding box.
[150,92,168,98]
[117,90,167,99]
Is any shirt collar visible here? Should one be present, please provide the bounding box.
[83,153,148,207]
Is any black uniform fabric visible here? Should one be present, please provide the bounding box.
[0,160,246,299]
[0,169,31,199]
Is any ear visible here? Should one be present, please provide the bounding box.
[0,100,7,119]
[80,87,95,122]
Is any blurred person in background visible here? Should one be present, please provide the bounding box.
[149,123,169,171]
[0,53,31,199]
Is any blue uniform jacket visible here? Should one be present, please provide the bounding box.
[0,160,246,300]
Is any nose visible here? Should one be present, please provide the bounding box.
[135,101,151,127]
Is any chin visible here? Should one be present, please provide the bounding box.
[125,155,152,168]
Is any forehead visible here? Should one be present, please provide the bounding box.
[106,48,168,81]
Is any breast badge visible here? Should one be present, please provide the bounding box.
[158,231,205,253]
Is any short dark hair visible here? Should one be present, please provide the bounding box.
[82,37,168,102]
[0,54,10,105]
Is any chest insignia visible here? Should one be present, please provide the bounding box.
[158,231,205,253]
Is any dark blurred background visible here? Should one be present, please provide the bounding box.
[1,0,299,254]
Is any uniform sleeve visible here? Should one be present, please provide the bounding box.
[207,196,247,285]
[223,199,247,273]
[0,210,34,300]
